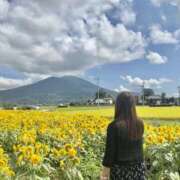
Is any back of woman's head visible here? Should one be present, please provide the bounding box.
[114,91,143,140]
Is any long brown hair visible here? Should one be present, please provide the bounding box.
[114,91,143,140]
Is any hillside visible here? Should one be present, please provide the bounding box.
[0,76,117,105]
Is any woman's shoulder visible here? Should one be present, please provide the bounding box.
[136,118,144,127]
[108,120,127,130]
[136,118,145,135]
[106,120,120,132]
[107,119,144,130]
[107,120,116,129]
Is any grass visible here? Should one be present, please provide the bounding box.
[53,105,180,125]
[56,105,113,111]
[144,119,180,125]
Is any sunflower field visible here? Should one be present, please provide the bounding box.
[0,109,180,180]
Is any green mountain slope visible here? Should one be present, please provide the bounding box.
[0,76,117,105]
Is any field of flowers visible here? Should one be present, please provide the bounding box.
[0,109,180,179]
[58,106,180,120]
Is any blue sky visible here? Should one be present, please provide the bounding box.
[0,0,180,96]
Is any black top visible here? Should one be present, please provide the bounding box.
[102,120,144,168]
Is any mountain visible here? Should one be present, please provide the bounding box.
[0,76,117,105]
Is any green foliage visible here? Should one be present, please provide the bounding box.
[144,88,155,97]
[1,103,17,110]
[79,134,180,180]
[0,120,179,179]
[144,139,180,180]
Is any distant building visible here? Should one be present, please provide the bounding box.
[20,105,40,110]
[146,95,176,106]
[13,106,18,110]
[87,99,94,105]
[94,98,106,105]
[104,98,114,105]
[94,97,114,105]
[30,105,40,110]
[146,95,161,106]
[57,103,69,108]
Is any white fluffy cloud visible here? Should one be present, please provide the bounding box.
[121,75,172,88]
[161,15,167,22]
[114,85,130,92]
[0,77,33,90]
[120,10,136,25]
[146,51,168,64]
[111,1,136,25]
[0,74,49,90]
[150,25,179,44]
[150,0,180,7]
[0,0,146,78]
[174,29,180,39]
[0,0,9,19]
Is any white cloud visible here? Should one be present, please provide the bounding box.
[161,15,167,22]
[120,9,136,25]
[0,77,33,90]
[172,92,179,98]
[0,0,146,78]
[112,1,136,25]
[121,75,172,88]
[0,0,9,19]
[174,29,180,39]
[0,74,49,90]
[150,0,180,7]
[149,25,179,44]
[114,85,130,92]
[146,51,168,64]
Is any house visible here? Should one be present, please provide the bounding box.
[103,98,114,105]
[146,95,161,106]
[94,97,114,105]
[146,95,176,106]
[13,106,18,110]
[20,105,41,110]
[87,99,95,105]
[94,98,106,105]
[57,103,68,108]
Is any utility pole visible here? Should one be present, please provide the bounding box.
[96,16,101,107]
[178,86,180,106]
[96,76,100,107]
[141,81,145,106]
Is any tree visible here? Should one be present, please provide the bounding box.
[142,89,155,105]
[169,97,175,104]
[161,92,166,104]
[2,102,17,110]
[143,88,154,97]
